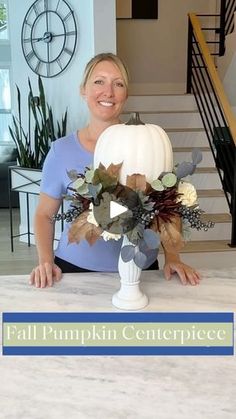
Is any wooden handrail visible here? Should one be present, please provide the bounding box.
[189,13,236,145]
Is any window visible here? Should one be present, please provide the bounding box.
[0,1,11,143]
[0,2,8,40]
[0,68,11,142]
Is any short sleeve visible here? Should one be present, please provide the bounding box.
[40,142,65,199]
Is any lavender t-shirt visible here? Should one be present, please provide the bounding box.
[40,132,157,271]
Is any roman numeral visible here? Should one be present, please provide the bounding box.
[46,63,50,77]
[26,50,35,61]
[64,11,72,21]
[33,4,40,16]
[23,38,31,43]
[25,20,33,28]
[56,58,63,70]
[64,48,73,56]
[34,60,41,73]
[56,0,61,12]
[66,30,76,36]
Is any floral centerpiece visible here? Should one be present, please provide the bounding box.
[54,148,214,268]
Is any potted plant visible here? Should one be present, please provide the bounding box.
[8,76,67,247]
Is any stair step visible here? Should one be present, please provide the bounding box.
[197,189,224,197]
[200,213,231,223]
[186,168,221,189]
[167,130,209,148]
[124,94,198,112]
[121,111,203,129]
[197,189,228,213]
[166,127,205,132]
[173,146,210,152]
[173,147,214,167]
[180,240,235,253]
[195,167,217,173]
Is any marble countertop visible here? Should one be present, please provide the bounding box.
[0,269,236,419]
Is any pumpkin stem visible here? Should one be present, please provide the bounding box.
[125,112,145,125]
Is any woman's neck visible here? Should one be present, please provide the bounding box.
[78,118,120,152]
[86,118,120,142]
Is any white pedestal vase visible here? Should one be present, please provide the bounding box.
[112,235,149,310]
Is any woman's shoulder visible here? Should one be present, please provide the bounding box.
[52,132,77,151]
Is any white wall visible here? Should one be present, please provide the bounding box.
[217,12,236,108]
[8,0,116,133]
[117,0,218,94]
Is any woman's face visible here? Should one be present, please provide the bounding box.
[82,60,128,123]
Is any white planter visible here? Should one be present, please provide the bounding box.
[9,166,62,246]
[112,235,149,310]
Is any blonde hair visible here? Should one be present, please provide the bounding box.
[81,52,129,92]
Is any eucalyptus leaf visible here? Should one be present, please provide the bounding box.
[85,169,95,183]
[76,183,89,195]
[143,229,160,249]
[151,179,164,191]
[175,161,195,179]
[67,170,78,181]
[88,183,102,199]
[120,245,136,262]
[192,148,203,165]
[73,178,85,189]
[134,251,147,269]
[126,223,144,245]
[162,173,177,188]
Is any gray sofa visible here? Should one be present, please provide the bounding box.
[0,145,19,208]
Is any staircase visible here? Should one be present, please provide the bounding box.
[122,93,236,269]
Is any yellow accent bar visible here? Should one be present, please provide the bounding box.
[189,13,236,145]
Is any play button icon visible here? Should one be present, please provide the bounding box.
[93,186,142,235]
[110,201,128,219]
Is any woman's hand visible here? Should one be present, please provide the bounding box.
[29,262,62,288]
[163,257,201,286]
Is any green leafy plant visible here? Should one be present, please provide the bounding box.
[9,76,67,169]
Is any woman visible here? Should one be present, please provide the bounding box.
[30,53,200,288]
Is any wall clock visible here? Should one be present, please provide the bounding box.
[21,0,77,78]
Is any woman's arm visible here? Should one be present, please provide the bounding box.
[29,192,62,288]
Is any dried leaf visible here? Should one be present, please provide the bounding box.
[159,220,184,252]
[106,162,123,178]
[126,174,147,191]
[68,211,102,245]
[92,164,119,188]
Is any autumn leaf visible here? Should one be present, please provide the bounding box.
[92,163,122,189]
[106,162,123,178]
[126,174,147,191]
[68,211,102,245]
[159,220,184,252]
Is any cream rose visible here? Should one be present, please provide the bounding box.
[101,231,121,241]
[177,181,198,207]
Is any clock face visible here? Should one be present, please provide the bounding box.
[21,0,77,78]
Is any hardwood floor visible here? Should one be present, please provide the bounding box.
[0,208,38,275]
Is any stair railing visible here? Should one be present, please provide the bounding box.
[219,0,236,56]
[186,13,236,247]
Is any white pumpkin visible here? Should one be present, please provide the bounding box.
[94,114,173,185]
